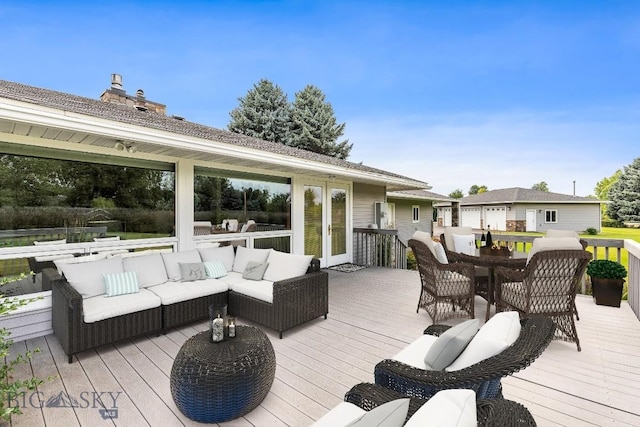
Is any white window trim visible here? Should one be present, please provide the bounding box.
[545,209,558,223]
[412,205,420,223]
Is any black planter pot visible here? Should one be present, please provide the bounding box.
[590,277,624,307]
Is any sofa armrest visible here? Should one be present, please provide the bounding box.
[51,275,84,357]
[41,267,61,291]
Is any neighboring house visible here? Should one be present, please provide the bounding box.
[0,76,428,339]
[385,189,455,244]
[436,187,601,233]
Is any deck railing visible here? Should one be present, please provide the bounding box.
[481,233,640,321]
[353,228,407,269]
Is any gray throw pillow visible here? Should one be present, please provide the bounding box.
[178,262,207,281]
[424,319,479,370]
[243,261,269,281]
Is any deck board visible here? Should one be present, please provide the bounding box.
[6,267,640,426]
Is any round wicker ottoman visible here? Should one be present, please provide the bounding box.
[170,326,276,423]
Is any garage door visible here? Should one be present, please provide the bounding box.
[484,206,507,231]
[461,207,481,229]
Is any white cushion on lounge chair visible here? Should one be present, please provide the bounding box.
[404,389,476,427]
[312,401,366,427]
[147,279,229,305]
[545,229,580,239]
[161,250,201,281]
[446,311,521,371]
[53,253,107,274]
[433,242,448,264]
[82,288,161,323]
[392,334,439,369]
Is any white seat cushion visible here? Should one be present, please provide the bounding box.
[146,279,229,305]
[232,246,270,273]
[59,257,124,298]
[229,279,274,303]
[82,288,161,323]
[54,253,107,275]
[392,334,439,369]
[545,229,580,239]
[404,389,476,427]
[263,249,313,282]
[215,271,245,286]
[446,311,521,371]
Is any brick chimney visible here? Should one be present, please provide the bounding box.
[100,74,166,115]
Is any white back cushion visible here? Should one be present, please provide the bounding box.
[446,311,521,371]
[452,234,476,256]
[232,246,270,273]
[433,242,448,264]
[34,239,66,245]
[93,236,121,242]
[443,227,473,251]
[263,250,313,282]
[411,231,438,259]
[198,245,235,271]
[527,237,583,264]
[311,402,366,427]
[59,257,124,298]
[53,253,107,274]
[346,398,410,427]
[161,250,201,281]
[404,389,476,427]
[123,253,169,288]
[545,229,580,239]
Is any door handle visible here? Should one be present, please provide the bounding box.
[328,224,331,235]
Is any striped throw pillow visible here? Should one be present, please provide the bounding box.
[203,260,227,279]
[103,271,139,297]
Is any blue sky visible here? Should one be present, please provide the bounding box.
[1,1,637,197]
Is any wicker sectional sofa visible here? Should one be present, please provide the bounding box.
[51,245,328,363]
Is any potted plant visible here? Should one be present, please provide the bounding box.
[586,259,627,307]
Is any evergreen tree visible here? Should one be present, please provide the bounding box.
[289,85,352,159]
[607,158,640,222]
[228,79,291,145]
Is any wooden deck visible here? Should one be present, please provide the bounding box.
[5,267,640,426]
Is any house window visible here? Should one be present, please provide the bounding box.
[545,210,558,223]
[412,205,420,223]
[194,167,291,232]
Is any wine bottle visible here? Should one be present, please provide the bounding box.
[486,227,493,248]
[480,231,486,247]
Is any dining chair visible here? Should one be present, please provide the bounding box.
[494,238,591,351]
[408,236,475,323]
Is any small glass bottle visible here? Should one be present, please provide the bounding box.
[212,314,224,343]
[228,317,236,338]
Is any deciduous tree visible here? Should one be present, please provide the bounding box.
[449,189,464,198]
[469,185,488,195]
[531,181,549,192]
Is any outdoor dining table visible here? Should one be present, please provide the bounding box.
[462,248,528,321]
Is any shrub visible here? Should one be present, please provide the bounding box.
[586,259,627,279]
[0,274,45,421]
[585,227,598,235]
[601,220,625,228]
[407,249,417,270]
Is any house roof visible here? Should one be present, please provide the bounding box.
[459,187,600,205]
[387,189,456,202]
[0,79,429,191]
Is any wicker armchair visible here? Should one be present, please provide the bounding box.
[495,249,591,351]
[374,317,555,399]
[345,382,536,426]
[408,238,475,323]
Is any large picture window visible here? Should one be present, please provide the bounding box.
[194,167,291,232]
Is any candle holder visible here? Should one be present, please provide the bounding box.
[209,304,228,343]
